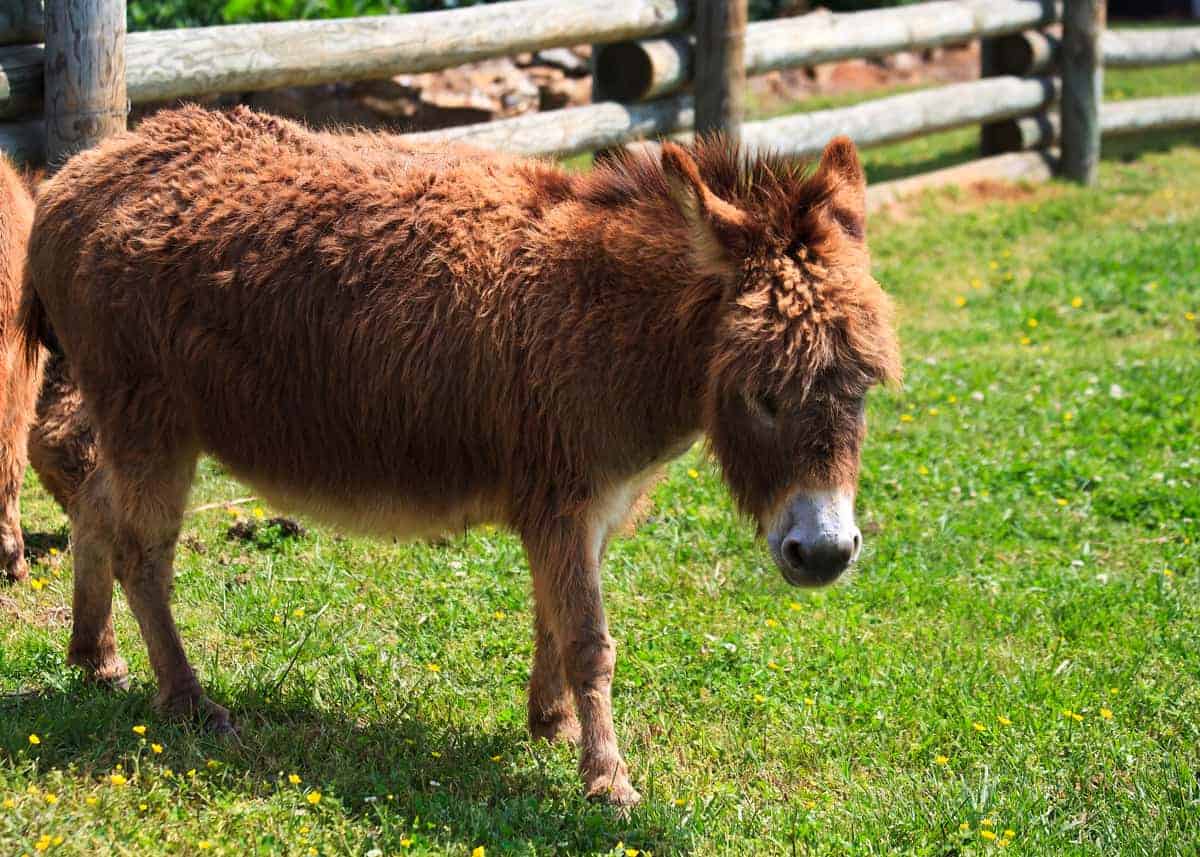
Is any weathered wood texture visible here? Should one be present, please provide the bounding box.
[406,96,692,157]
[0,0,43,45]
[594,0,1058,102]
[135,0,685,103]
[1060,0,1103,184]
[866,150,1058,211]
[594,35,691,101]
[990,95,1200,150]
[693,0,746,138]
[0,119,42,163]
[740,76,1058,160]
[1102,27,1200,68]
[43,0,127,166]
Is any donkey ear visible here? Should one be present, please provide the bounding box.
[812,136,867,240]
[661,142,751,277]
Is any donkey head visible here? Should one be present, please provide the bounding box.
[662,137,901,586]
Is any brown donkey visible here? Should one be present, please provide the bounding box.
[22,106,899,805]
[0,158,100,583]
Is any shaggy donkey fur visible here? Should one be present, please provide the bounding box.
[0,159,99,582]
[22,106,899,805]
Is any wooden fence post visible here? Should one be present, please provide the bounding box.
[694,0,746,141]
[44,0,127,169]
[1061,0,1104,184]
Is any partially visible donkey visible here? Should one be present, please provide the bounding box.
[0,158,95,582]
[22,107,899,805]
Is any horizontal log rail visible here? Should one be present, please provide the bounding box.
[0,1,42,46]
[866,149,1058,211]
[1102,27,1200,68]
[1,0,689,117]
[596,0,1058,102]
[740,76,1058,159]
[988,94,1200,151]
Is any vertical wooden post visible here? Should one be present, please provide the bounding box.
[979,37,1007,156]
[694,0,746,141]
[43,0,127,169]
[1061,0,1104,184]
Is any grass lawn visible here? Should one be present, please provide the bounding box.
[2,72,1199,856]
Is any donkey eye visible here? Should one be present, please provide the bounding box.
[746,390,779,425]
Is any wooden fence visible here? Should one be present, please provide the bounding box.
[2,0,1199,195]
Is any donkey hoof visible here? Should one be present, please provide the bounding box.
[529,713,582,746]
[68,651,130,690]
[584,769,642,808]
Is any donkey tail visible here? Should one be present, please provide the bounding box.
[18,285,59,369]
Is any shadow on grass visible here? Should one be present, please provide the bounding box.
[0,678,694,854]
[22,530,69,564]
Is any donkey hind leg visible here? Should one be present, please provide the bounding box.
[107,449,234,733]
[525,521,641,807]
[65,468,128,687]
[527,602,581,746]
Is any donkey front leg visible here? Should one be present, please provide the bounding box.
[525,523,640,807]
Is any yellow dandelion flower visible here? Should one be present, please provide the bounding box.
[1063,412,1074,422]
[493,610,506,620]
[804,697,815,706]
[947,394,958,403]
[624,850,637,857]
[273,614,283,624]
[803,799,816,810]
[35,835,51,853]
[687,468,699,479]
[1110,687,1119,696]
[934,755,949,765]
[292,607,305,618]
[1163,568,1174,578]
[474,847,487,857]
[997,840,1010,848]
[1056,498,1068,507]
[765,618,778,628]
[1020,336,1031,346]
[109,774,127,786]
[959,822,970,832]
[1071,297,1083,308]
[43,793,57,804]
[253,506,265,519]
[998,715,1012,726]
[150,743,163,754]
[85,796,98,806]
[306,791,322,805]
[972,722,986,732]
[198,841,211,851]
[927,407,939,416]
[1027,318,1038,328]
[789,601,802,611]
[490,755,502,763]
[981,818,994,828]
[753,694,766,704]
[900,413,914,423]
[1186,311,1196,321]
[1100,708,1113,720]
[400,839,413,848]
[49,547,58,556]
[52,836,63,846]
[187,769,197,778]
[954,296,967,308]
[766,660,778,670]
[1146,281,1158,291]
[674,797,686,806]
[1004,829,1016,838]
[28,734,40,746]
[917,465,930,476]
[430,751,441,758]
[30,578,44,591]
[162,768,173,778]
[426,663,441,673]
[206,759,219,769]
[1071,712,1084,722]
[132,725,147,736]
[139,803,148,811]
[289,774,302,785]
[2,798,13,808]
[970,278,983,290]
[988,260,999,271]
[981,830,997,841]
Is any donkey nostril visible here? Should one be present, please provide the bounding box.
[781,537,805,572]
[851,530,862,560]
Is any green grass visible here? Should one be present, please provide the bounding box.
[3,132,1200,855]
